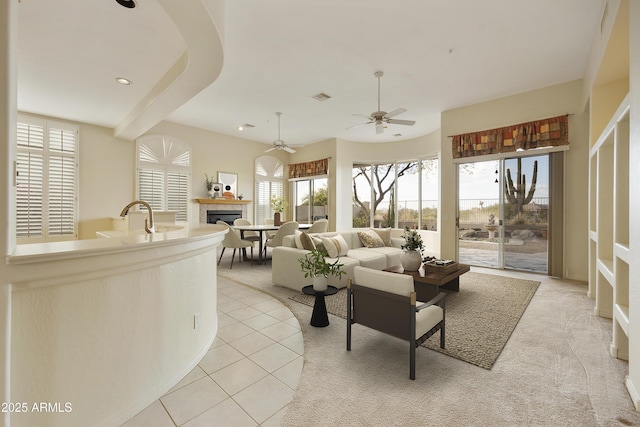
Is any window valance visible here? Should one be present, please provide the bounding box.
[452,114,568,159]
[289,158,329,179]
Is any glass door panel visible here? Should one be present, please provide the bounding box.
[458,161,501,268]
[503,155,548,273]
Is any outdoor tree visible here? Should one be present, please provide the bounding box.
[352,162,417,227]
[300,186,328,206]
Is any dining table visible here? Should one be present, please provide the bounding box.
[232,223,312,264]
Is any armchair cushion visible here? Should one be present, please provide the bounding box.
[353,266,413,296]
[415,305,444,340]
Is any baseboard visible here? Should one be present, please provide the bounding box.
[610,343,629,360]
[625,376,640,411]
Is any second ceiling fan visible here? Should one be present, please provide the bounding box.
[348,71,416,134]
[265,112,296,153]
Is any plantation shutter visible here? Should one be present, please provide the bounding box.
[136,135,191,221]
[16,117,78,241]
[255,156,284,225]
[167,171,189,222]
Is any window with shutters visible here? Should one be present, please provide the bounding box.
[16,116,78,242]
[255,155,284,225]
[136,135,191,222]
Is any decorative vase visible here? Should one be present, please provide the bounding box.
[401,250,422,272]
[274,212,281,226]
[312,275,328,292]
[208,189,215,198]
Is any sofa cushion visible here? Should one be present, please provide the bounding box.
[321,234,350,257]
[372,228,393,246]
[346,249,387,270]
[300,232,316,251]
[367,246,402,267]
[294,230,317,251]
[357,229,385,248]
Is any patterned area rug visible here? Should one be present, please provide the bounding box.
[289,271,540,369]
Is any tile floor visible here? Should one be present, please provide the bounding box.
[121,278,303,426]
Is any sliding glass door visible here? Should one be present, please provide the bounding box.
[458,154,549,273]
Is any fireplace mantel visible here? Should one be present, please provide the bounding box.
[195,199,251,205]
[195,199,251,223]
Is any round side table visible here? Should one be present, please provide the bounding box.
[302,285,338,327]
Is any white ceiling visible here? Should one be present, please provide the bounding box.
[17,0,604,146]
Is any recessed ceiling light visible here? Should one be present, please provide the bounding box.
[116,77,131,85]
[238,123,255,131]
[115,0,136,8]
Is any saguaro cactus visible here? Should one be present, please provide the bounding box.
[504,158,537,214]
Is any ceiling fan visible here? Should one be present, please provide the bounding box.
[348,71,416,134]
[265,112,296,153]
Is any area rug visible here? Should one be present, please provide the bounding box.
[289,271,540,369]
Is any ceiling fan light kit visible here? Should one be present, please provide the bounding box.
[348,70,416,134]
[265,112,296,153]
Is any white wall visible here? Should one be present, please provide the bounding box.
[441,80,590,281]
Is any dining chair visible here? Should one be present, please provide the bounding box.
[233,218,262,247]
[264,220,299,258]
[216,221,254,269]
[306,218,329,233]
[264,218,277,240]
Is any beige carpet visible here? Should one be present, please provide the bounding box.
[289,272,540,369]
[217,255,640,426]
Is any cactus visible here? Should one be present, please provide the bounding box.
[504,158,537,214]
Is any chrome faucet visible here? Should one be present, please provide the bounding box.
[120,200,155,234]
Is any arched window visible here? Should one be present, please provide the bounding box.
[255,155,284,225]
[136,135,191,222]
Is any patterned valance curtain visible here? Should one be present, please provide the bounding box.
[289,158,329,179]
[452,115,568,159]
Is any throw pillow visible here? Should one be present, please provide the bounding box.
[321,234,349,258]
[357,229,384,248]
[372,228,392,246]
[294,230,304,249]
[299,231,316,251]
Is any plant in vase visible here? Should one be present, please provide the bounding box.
[270,195,288,225]
[205,174,215,198]
[400,226,424,271]
[298,248,346,291]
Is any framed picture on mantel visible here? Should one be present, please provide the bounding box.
[218,172,237,199]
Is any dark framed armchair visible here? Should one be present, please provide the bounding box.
[346,266,446,380]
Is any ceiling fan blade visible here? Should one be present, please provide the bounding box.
[376,122,384,134]
[265,146,276,152]
[346,121,372,130]
[385,108,407,119]
[387,119,416,126]
[283,146,296,153]
[353,113,373,120]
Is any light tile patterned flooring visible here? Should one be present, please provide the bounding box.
[121,278,303,426]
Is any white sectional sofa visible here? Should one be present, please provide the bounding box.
[272,228,406,292]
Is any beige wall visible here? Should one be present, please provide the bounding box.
[441,79,590,281]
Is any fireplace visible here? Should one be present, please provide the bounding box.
[207,210,242,225]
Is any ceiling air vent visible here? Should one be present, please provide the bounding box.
[312,93,331,102]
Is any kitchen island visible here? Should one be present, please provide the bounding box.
[5,223,226,427]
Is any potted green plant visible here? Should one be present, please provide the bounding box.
[298,247,346,291]
[400,226,424,271]
[270,195,288,225]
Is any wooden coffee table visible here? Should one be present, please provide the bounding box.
[384,263,470,301]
